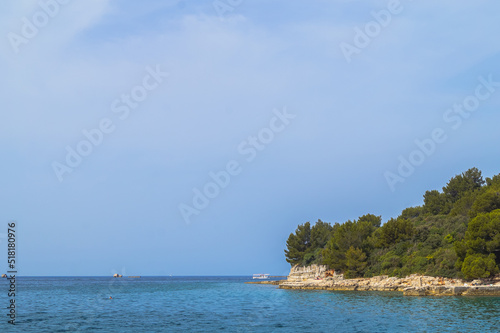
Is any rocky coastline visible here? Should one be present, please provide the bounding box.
[277,265,500,296]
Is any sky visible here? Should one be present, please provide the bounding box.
[1,0,500,276]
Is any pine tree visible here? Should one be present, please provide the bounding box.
[284,222,311,265]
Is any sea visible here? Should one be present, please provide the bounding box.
[0,276,499,332]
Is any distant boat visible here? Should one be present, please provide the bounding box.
[252,274,270,279]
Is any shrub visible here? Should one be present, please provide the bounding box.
[461,253,499,279]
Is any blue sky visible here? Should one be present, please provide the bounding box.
[1,0,500,276]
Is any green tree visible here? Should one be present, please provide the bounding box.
[449,193,478,217]
[455,210,500,275]
[469,190,500,218]
[423,190,449,215]
[358,214,382,228]
[345,246,367,278]
[284,222,311,266]
[302,220,333,265]
[378,218,414,247]
[443,167,484,203]
[310,220,332,250]
[400,206,424,219]
[486,174,500,187]
[322,214,380,272]
[465,210,500,256]
[322,222,350,271]
[461,253,499,279]
[464,167,486,188]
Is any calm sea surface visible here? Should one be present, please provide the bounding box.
[0,276,499,332]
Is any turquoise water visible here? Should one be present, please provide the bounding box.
[1,276,499,332]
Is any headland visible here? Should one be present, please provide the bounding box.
[276,265,500,296]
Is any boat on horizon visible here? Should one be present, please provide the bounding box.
[252,274,270,279]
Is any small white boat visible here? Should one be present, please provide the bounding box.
[252,274,270,279]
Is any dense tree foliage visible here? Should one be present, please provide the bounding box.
[443,167,484,203]
[284,168,500,280]
[284,220,333,266]
[322,214,380,274]
[284,222,310,265]
[454,210,500,279]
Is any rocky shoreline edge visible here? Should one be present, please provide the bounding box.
[259,265,500,296]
